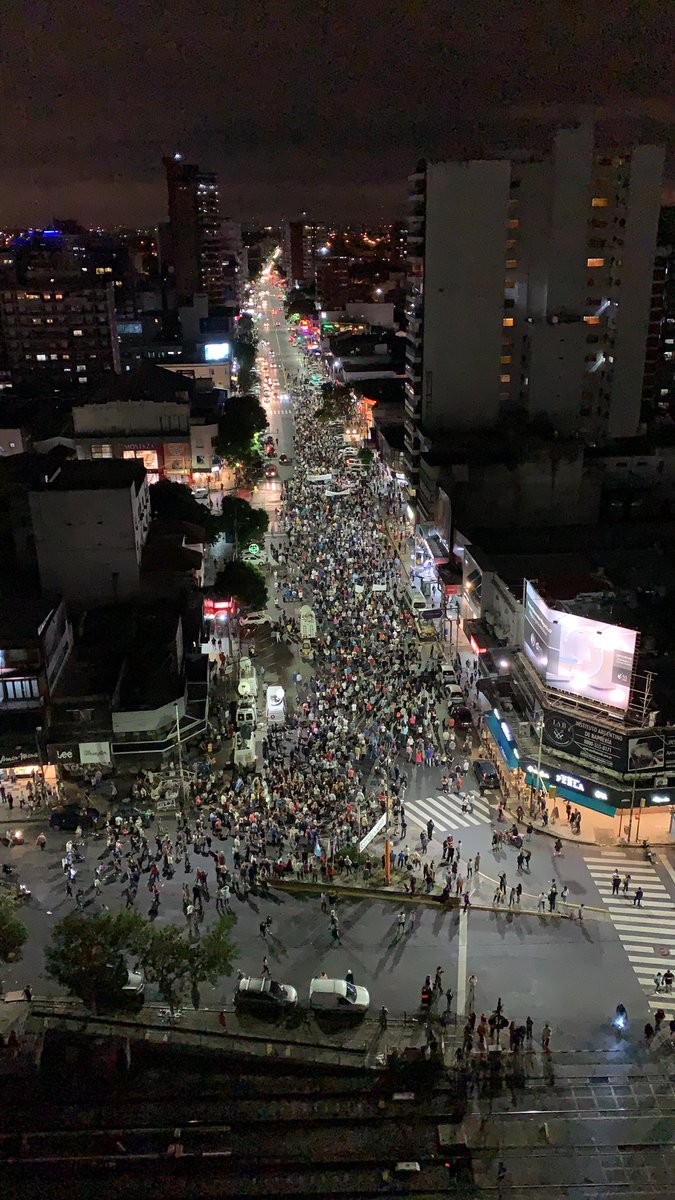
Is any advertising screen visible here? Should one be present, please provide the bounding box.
[204,342,231,361]
[523,582,637,712]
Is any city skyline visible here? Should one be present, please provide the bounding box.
[2,0,674,226]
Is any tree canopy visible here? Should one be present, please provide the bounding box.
[0,893,28,964]
[212,560,268,612]
[44,910,147,1010]
[220,496,268,550]
[136,914,237,1015]
[44,910,237,1014]
[149,480,223,545]
[215,395,268,464]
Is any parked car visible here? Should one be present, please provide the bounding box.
[445,682,465,706]
[309,977,369,1013]
[473,760,501,790]
[192,487,209,501]
[449,704,473,731]
[239,610,271,627]
[49,804,101,831]
[236,976,298,1008]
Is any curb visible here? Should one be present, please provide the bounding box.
[270,878,606,918]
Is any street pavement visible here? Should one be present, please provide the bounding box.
[2,269,675,1054]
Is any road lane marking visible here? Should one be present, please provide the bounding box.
[457,908,468,1015]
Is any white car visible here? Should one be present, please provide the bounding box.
[192,487,209,501]
[243,550,270,566]
[240,611,271,628]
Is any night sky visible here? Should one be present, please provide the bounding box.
[3,0,673,227]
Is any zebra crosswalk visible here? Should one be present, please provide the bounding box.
[584,850,675,997]
[404,791,492,833]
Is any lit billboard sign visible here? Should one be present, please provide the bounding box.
[204,342,231,361]
[523,582,637,713]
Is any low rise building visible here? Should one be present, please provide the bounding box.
[29,459,151,607]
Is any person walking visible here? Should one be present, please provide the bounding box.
[622,873,631,895]
[541,1022,551,1052]
[434,965,444,991]
[379,1004,389,1030]
[396,909,405,938]
[634,886,644,908]
[537,891,546,913]
[611,870,621,896]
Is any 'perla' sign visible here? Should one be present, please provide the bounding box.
[555,772,584,792]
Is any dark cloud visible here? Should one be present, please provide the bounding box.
[1,0,673,226]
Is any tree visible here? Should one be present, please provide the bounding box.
[358,448,374,467]
[233,339,257,393]
[44,910,148,1010]
[215,395,268,464]
[139,916,237,1015]
[149,480,223,545]
[212,560,268,612]
[139,924,194,1016]
[0,893,28,964]
[220,496,268,551]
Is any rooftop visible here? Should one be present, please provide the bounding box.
[81,362,194,407]
[0,595,62,642]
[36,459,147,493]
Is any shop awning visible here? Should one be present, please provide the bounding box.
[485,710,520,771]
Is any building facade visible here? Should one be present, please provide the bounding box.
[404,128,665,484]
[162,155,226,307]
[29,460,151,606]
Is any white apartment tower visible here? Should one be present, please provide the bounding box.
[404,127,664,481]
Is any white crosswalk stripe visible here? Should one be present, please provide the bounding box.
[404,793,492,834]
[584,850,675,997]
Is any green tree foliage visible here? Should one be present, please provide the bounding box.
[212,560,268,611]
[44,910,148,1010]
[149,480,223,545]
[139,916,237,1014]
[215,395,268,464]
[0,892,28,963]
[358,448,374,466]
[284,286,316,319]
[220,496,268,550]
[233,339,257,393]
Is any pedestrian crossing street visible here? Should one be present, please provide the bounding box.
[404,791,492,833]
[584,850,675,997]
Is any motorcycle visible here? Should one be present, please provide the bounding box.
[0,829,24,848]
[643,840,656,864]
[614,1004,628,1039]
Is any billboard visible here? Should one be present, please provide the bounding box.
[523,582,637,713]
[204,342,231,362]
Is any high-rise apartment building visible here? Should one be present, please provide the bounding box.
[162,155,226,307]
[0,231,120,391]
[404,127,664,482]
[282,220,326,289]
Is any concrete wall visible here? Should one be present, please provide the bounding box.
[29,482,150,605]
[451,448,600,528]
[73,399,190,436]
[422,160,512,433]
[609,145,665,438]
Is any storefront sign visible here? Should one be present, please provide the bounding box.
[543,710,627,773]
[79,742,112,766]
[0,749,37,768]
[48,744,80,765]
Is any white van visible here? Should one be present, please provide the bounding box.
[266,685,286,727]
[238,657,258,694]
[234,730,256,767]
[236,699,257,729]
[406,585,427,617]
[309,977,370,1013]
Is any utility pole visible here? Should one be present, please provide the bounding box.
[175,702,186,804]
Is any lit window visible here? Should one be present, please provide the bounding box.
[505,259,518,268]
[36,354,47,361]
[587,257,605,268]
[507,218,520,229]
[592,197,610,208]
[500,355,512,364]
[503,317,514,327]
[584,316,601,325]
[73,329,83,336]
[500,374,511,384]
